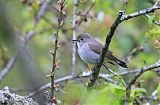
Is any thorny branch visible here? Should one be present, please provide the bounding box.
[0,0,50,82]
[50,0,66,101]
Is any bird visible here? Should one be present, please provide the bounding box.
[73,33,127,68]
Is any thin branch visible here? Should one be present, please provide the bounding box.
[125,59,160,105]
[145,14,160,26]
[103,64,126,87]
[71,0,78,76]
[28,73,116,97]
[34,0,50,25]
[0,53,17,82]
[108,69,160,78]
[123,0,128,13]
[77,3,95,25]
[121,3,160,21]
[0,0,50,82]
[50,0,65,101]
[154,0,160,7]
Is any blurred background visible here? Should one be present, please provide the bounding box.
[0,0,160,104]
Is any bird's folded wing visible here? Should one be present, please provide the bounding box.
[88,39,115,60]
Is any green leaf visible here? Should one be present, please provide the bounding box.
[134,88,147,93]
[108,83,125,97]
[148,15,155,25]
[145,27,160,38]
[130,88,147,101]
[156,84,160,96]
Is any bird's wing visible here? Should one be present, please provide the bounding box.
[88,39,103,54]
[88,39,113,56]
[88,39,127,68]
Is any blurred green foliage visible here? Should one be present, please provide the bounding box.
[0,0,160,104]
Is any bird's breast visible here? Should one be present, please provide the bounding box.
[77,43,99,64]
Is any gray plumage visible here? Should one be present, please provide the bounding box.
[76,33,127,68]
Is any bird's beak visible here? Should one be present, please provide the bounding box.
[72,39,78,42]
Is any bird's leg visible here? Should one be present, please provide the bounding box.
[86,64,93,71]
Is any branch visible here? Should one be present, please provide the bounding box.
[28,73,117,97]
[125,59,160,105]
[71,0,78,76]
[0,0,50,82]
[50,0,65,101]
[103,64,126,86]
[28,68,160,97]
[121,1,160,21]
[34,0,50,25]
[87,0,160,88]
[87,11,124,88]
[76,3,95,25]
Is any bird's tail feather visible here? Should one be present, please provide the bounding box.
[115,58,128,68]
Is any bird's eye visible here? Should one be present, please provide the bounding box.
[80,38,83,41]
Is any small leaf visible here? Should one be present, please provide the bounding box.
[130,88,147,101]
[148,15,155,25]
[156,84,160,96]
[108,83,125,97]
[132,88,147,93]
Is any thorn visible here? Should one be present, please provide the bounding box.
[59,21,64,26]
[57,44,60,49]
[46,74,52,78]
[50,51,54,56]
[55,60,61,70]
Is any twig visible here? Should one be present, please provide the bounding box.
[125,59,160,105]
[0,53,17,82]
[103,64,126,87]
[121,2,160,21]
[72,0,78,76]
[35,0,50,25]
[28,75,73,97]
[77,3,95,25]
[123,0,128,13]
[50,0,65,100]
[145,14,160,26]
[0,0,50,82]
[109,69,160,78]
[87,11,124,88]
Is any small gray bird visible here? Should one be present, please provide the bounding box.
[73,33,127,68]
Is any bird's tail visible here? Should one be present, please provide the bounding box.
[115,58,128,68]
